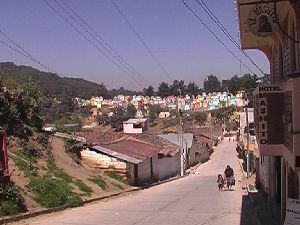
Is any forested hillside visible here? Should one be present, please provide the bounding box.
[0,62,110,99]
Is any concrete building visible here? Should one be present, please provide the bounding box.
[159,133,193,169]
[159,112,170,119]
[123,118,148,134]
[237,0,300,222]
[81,133,180,185]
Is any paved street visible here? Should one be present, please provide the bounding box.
[14,138,256,225]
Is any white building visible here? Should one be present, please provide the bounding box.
[123,118,148,134]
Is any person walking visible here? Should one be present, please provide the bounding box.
[224,165,234,190]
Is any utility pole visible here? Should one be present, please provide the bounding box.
[179,110,184,176]
[245,106,250,178]
[178,89,184,176]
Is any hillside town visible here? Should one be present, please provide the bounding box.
[0,1,300,225]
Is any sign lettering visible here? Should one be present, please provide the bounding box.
[247,3,279,37]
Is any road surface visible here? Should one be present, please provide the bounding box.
[14,137,256,225]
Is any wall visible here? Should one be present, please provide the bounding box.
[137,155,159,185]
[158,152,180,180]
[123,123,142,134]
[81,149,126,173]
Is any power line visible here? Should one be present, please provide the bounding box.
[180,0,256,75]
[195,0,265,75]
[0,30,56,73]
[58,0,151,86]
[110,0,173,82]
[43,0,146,87]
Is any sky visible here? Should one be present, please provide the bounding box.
[0,0,270,90]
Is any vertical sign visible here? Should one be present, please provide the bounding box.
[258,96,267,145]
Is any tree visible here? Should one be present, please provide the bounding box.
[193,111,207,126]
[186,82,202,96]
[170,80,186,96]
[158,82,171,97]
[148,105,162,125]
[211,106,235,128]
[203,75,221,93]
[126,103,137,117]
[240,74,258,92]
[0,81,43,138]
[143,85,154,97]
[222,75,241,95]
[110,108,131,131]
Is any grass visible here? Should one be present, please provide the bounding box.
[104,171,128,184]
[74,179,93,196]
[28,176,82,208]
[15,159,83,209]
[89,177,107,190]
[47,161,73,183]
[14,157,37,177]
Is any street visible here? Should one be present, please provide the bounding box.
[14,138,256,225]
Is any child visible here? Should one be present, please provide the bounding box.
[217,174,224,191]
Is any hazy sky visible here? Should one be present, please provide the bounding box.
[0,0,269,90]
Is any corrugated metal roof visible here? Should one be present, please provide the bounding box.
[91,145,141,164]
[102,140,161,161]
[124,118,147,124]
[159,133,194,149]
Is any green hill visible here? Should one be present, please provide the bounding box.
[0,62,110,99]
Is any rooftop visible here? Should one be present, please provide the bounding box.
[81,132,180,161]
[124,118,148,124]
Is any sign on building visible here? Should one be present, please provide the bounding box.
[284,198,300,225]
[247,3,279,37]
[254,85,283,145]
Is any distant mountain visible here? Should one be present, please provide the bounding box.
[0,62,110,99]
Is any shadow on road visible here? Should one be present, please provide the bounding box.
[240,190,281,225]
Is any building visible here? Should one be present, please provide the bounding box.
[159,133,193,169]
[123,118,148,134]
[81,132,180,185]
[159,112,170,119]
[237,0,300,222]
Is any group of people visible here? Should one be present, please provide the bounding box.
[217,165,235,191]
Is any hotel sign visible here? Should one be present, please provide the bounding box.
[257,86,281,145]
[247,3,279,37]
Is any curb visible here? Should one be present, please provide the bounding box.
[0,175,185,224]
[237,157,247,179]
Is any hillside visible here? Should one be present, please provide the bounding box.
[0,62,110,99]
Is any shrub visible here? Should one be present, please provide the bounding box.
[14,157,37,177]
[64,139,81,164]
[0,183,26,216]
[74,179,93,196]
[89,177,106,190]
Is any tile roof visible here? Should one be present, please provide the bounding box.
[81,132,180,161]
[101,139,161,161]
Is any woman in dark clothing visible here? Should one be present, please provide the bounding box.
[224,165,234,190]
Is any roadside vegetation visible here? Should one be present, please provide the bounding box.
[0,182,26,216]
[104,171,128,184]
[74,179,93,196]
[89,177,107,190]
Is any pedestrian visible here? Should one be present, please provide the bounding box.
[217,174,224,191]
[229,137,231,142]
[224,165,234,190]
